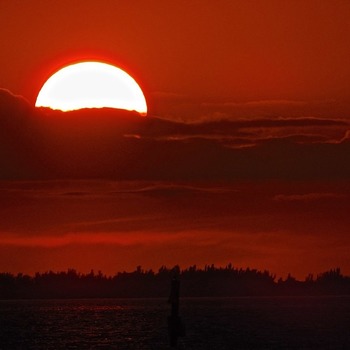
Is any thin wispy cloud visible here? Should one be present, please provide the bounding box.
[274,193,347,202]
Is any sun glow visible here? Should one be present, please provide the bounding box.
[35,62,147,115]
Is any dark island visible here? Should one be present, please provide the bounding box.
[1,265,349,299]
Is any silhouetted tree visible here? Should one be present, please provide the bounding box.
[1,265,350,299]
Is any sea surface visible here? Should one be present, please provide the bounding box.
[0,296,350,349]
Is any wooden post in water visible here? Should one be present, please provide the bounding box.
[168,276,185,347]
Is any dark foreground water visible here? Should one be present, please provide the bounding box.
[0,296,350,349]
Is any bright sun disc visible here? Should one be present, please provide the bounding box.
[35,62,147,115]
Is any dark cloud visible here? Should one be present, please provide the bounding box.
[1,89,350,181]
[0,89,47,179]
[196,98,348,121]
[0,88,32,112]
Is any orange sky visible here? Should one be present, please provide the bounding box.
[1,1,350,121]
[1,1,350,279]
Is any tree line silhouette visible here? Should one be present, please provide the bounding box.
[1,265,349,299]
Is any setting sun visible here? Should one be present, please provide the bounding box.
[35,62,147,115]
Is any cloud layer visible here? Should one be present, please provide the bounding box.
[1,89,349,181]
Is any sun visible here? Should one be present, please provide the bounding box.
[35,61,147,115]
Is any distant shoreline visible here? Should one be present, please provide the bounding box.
[2,265,350,299]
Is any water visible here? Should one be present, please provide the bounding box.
[0,296,350,349]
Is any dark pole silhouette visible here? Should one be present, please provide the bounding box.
[168,276,185,347]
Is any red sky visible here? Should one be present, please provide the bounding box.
[1,179,350,279]
[0,1,350,279]
[1,0,350,120]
